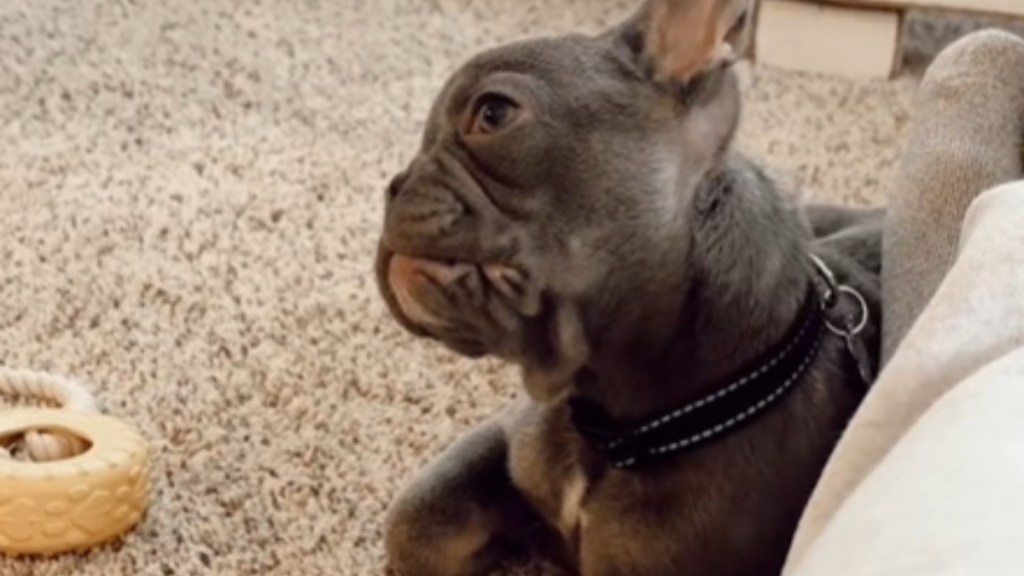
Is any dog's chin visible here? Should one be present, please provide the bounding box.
[389,301,491,360]
[375,249,514,359]
[383,287,488,358]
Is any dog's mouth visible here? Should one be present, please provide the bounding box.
[377,247,535,358]
[387,254,474,330]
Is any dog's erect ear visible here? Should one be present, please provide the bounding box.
[618,0,756,85]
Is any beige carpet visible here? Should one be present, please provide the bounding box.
[0,0,985,574]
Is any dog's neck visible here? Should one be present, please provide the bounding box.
[573,154,814,423]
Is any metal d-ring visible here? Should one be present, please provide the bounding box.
[824,285,870,337]
[808,253,869,337]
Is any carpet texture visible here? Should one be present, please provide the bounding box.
[0,0,985,574]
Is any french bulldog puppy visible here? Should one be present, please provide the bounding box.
[374,1,884,575]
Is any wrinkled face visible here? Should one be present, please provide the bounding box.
[375,3,749,399]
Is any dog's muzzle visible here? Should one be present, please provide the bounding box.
[388,255,475,329]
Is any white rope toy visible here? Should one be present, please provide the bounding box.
[0,368,99,462]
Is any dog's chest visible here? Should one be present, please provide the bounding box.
[507,402,593,544]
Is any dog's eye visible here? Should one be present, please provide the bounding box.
[470,95,520,134]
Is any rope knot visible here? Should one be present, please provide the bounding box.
[0,368,99,461]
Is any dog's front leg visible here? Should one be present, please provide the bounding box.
[384,402,549,576]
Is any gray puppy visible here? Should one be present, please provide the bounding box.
[374,1,884,574]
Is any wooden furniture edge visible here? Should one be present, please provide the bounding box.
[784,0,1024,20]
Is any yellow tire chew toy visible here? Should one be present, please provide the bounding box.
[0,369,151,556]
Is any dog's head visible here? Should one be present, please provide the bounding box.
[376,0,756,401]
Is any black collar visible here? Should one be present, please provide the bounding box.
[570,281,830,470]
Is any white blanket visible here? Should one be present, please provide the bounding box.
[786,181,1024,576]
[783,28,1024,576]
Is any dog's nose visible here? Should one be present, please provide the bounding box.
[386,171,410,201]
[383,179,469,256]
